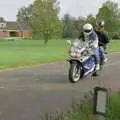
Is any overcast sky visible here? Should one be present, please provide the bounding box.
[0,0,119,21]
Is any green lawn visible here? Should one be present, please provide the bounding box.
[0,39,68,69]
[0,39,119,69]
[108,40,120,52]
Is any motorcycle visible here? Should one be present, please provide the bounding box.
[67,39,106,83]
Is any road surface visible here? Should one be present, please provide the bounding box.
[0,53,120,120]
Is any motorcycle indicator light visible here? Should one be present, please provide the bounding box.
[70,52,81,58]
[70,52,76,57]
[76,53,81,57]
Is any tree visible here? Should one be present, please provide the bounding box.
[31,0,61,44]
[96,0,120,33]
[62,14,74,38]
[86,14,96,27]
[62,14,85,38]
[72,17,86,38]
[17,4,33,31]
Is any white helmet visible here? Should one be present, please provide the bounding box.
[83,23,93,36]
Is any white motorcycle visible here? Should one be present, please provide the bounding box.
[67,39,107,83]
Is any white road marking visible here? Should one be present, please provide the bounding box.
[0,87,4,89]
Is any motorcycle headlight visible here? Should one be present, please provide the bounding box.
[76,53,81,57]
[70,52,77,57]
[70,52,81,58]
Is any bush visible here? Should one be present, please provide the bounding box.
[112,34,120,39]
[109,32,120,39]
[107,93,120,120]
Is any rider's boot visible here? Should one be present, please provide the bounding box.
[95,64,100,71]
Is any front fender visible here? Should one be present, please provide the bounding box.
[67,58,83,66]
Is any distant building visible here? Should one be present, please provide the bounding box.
[0,17,32,37]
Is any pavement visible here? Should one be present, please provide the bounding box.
[0,53,119,120]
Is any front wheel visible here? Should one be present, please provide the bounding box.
[69,62,82,83]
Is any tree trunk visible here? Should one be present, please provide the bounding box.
[44,36,49,45]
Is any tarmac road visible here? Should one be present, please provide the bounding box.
[0,53,119,120]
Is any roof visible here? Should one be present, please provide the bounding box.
[6,21,29,31]
[6,22,19,30]
[0,17,29,31]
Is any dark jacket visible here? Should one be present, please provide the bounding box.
[95,30,110,47]
[79,30,110,45]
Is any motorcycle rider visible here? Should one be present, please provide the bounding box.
[95,20,110,62]
[78,23,100,71]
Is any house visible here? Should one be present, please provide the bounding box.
[0,17,32,37]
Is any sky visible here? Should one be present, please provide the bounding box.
[0,0,119,21]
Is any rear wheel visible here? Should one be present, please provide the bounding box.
[69,62,82,83]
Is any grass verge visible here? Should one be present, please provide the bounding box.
[0,39,119,69]
[0,39,68,69]
[107,92,120,120]
[40,92,120,120]
[40,92,98,120]
[108,40,120,53]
